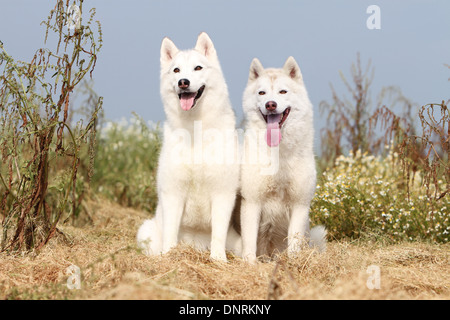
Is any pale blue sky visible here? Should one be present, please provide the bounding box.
[1,1,449,146]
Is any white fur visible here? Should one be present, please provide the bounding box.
[240,57,326,263]
[137,32,241,261]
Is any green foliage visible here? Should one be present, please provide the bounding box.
[311,147,449,243]
[91,115,161,214]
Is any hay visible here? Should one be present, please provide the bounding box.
[1,199,449,300]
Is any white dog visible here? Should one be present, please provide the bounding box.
[240,57,326,263]
[137,32,241,261]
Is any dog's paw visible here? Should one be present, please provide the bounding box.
[243,253,257,264]
[287,236,308,257]
[210,250,228,262]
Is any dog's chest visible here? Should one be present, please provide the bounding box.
[260,172,295,202]
[180,166,216,229]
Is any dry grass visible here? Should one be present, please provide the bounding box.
[0,200,448,300]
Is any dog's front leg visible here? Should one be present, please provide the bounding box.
[210,193,236,262]
[241,200,261,264]
[160,192,185,254]
[287,204,310,256]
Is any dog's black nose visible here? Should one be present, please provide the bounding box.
[178,79,190,89]
[265,101,277,112]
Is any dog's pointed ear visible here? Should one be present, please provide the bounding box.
[249,58,264,81]
[195,32,217,60]
[160,37,179,67]
[283,56,303,82]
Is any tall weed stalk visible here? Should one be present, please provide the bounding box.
[0,0,103,252]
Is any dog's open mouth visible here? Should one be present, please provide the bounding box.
[260,107,291,147]
[178,85,205,111]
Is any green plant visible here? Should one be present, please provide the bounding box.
[311,147,449,243]
[91,115,161,213]
[0,0,102,252]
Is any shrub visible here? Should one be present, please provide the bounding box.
[311,146,449,243]
[90,115,161,214]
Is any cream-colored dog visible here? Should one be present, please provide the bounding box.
[240,57,326,263]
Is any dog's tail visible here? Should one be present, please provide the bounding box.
[309,225,327,252]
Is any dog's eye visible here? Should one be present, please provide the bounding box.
[173,68,180,73]
[258,91,266,96]
[279,90,288,94]
[194,66,203,71]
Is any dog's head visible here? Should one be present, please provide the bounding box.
[160,32,220,112]
[243,57,310,147]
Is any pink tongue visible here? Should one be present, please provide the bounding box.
[266,114,281,147]
[180,93,196,111]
